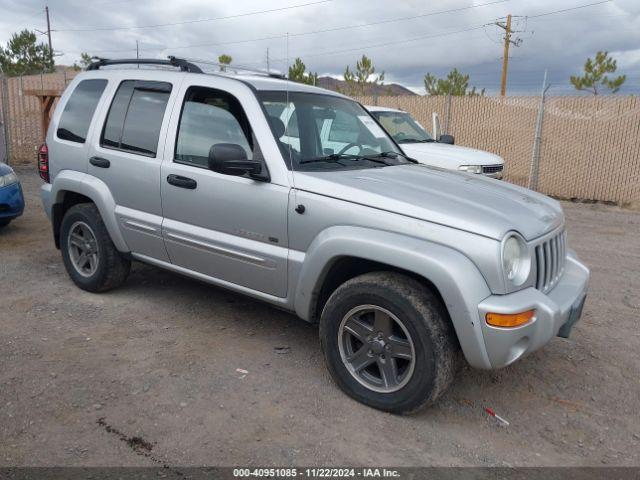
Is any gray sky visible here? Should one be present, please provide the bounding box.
[1,0,638,95]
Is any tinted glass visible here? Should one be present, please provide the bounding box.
[57,79,107,143]
[101,80,171,157]
[175,87,254,168]
[259,91,406,171]
[372,111,433,144]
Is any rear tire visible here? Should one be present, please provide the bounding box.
[0,218,10,227]
[60,203,130,292]
[320,272,458,414]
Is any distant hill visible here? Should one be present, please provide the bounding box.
[316,76,417,96]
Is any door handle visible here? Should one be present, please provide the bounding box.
[89,156,110,168]
[167,174,197,189]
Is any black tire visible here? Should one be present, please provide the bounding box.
[319,272,459,414]
[0,218,10,227]
[60,203,130,292]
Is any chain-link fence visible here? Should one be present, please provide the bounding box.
[1,72,638,207]
[356,94,640,207]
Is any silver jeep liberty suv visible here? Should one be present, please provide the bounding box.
[39,57,590,413]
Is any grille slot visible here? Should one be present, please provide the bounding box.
[535,230,566,293]
[482,165,504,174]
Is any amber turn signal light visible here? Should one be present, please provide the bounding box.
[486,309,535,328]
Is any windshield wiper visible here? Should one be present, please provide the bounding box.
[299,153,360,165]
[398,138,435,144]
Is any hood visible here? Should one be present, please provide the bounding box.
[294,164,563,241]
[399,142,503,169]
[0,162,13,176]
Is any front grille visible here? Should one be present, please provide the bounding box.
[482,165,504,174]
[535,230,567,293]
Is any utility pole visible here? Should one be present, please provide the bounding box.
[136,40,139,68]
[45,6,53,66]
[495,14,522,96]
[266,48,270,72]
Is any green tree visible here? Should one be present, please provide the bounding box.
[0,29,54,76]
[73,52,93,71]
[341,54,385,96]
[288,57,318,85]
[424,68,484,96]
[570,51,626,95]
[218,54,232,71]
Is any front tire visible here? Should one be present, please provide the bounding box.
[60,203,130,292]
[320,272,459,414]
[0,218,11,227]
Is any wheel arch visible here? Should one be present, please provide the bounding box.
[50,171,129,252]
[294,226,494,369]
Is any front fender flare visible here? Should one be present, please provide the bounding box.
[51,170,129,252]
[294,226,493,369]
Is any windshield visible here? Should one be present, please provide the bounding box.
[370,110,434,144]
[258,91,411,171]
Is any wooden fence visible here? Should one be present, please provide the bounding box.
[1,72,638,206]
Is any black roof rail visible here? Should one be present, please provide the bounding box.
[86,56,203,73]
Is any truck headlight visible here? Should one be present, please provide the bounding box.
[0,171,18,188]
[502,233,530,286]
[458,165,482,174]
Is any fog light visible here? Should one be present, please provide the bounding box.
[486,309,535,328]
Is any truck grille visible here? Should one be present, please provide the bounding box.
[535,230,567,293]
[482,165,503,174]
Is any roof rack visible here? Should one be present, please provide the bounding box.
[86,56,203,73]
[181,57,286,80]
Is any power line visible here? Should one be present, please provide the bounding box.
[54,0,333,32]
[61,0,508,54]
[260,0,616,67]
[527,0,613,19]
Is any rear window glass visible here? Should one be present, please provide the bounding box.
[56,79,108,143]
[101,80,172,157]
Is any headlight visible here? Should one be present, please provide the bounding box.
[458,165,483,174]
[0,171,18,188]
[502,233,530,286]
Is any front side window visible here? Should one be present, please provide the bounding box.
[57,79,108,143]
[175,86,255,168]
[371,111,433,144]
[101,80,172,157]
[258,91,408,171]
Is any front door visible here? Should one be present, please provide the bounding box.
[160,83,289,298]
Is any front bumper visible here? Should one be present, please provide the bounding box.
[0,182,25,220]
[477,249,589,368]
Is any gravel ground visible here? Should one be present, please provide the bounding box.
[1,167,639,467]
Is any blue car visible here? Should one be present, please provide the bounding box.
[0,162,25,227]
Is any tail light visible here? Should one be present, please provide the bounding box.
[38,143,50,183]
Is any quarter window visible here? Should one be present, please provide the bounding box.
[101,80,172,157]
[56,79,107,143]
[175,87,255,168]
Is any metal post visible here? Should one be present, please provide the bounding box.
[528,69,550,191]
[1,74,12,165]
[443,93,452,135]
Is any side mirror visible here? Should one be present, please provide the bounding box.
[208,143,268,181]
[439,134,455,145]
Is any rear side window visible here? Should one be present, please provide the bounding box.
[101,80,172,157]
[57,79,108,143]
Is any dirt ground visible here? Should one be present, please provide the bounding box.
[1,166,639,467]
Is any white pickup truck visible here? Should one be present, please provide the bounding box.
[366,106,505,179]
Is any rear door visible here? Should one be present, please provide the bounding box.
[88,74,181,261]
[160,80,289,297]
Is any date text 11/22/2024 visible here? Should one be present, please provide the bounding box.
[233,468,401,478]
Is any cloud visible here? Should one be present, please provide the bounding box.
[0,0,637,94]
